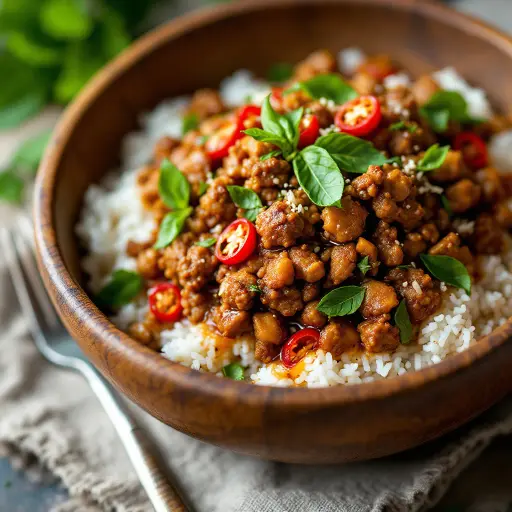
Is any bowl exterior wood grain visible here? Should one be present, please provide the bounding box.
[34,0,512,463]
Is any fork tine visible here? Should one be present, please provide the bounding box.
[0,227,49,346]
[14,218,59,329]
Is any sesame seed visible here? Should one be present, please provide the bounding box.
[402,281,408,287]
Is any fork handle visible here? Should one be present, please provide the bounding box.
[81,364,190,512]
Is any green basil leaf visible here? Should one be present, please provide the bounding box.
[315,132,389,173]
[248,284,261,293]
[0,171,24,203]
[7,32,62,67]
[182,113,199,135]
[293,146,343,207]
[420,254,471,294]
[395,299,413,344]
[222,362,245,381]
[227,185,262,221]
[260,150,282,161]
[12,130,52,173]
[197,135,209,146]
[417,144,449,171]
[96,269,143,308]
[195,237,216,248]
[99,8,131,59]
[389,121,417,133]
[0,91,46,129]
[154,207,192,250]
[441,195,453,217]
[317,285,366,317]
[357,256,371,276]
[267,62,293,83]
[40,0,93,40]
[420,91,471,132]
[243,128,292,155]
[158,159,190,210]
[198,181,208,196]
[293,74,358,104]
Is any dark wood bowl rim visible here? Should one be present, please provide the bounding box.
[34,0,512,409]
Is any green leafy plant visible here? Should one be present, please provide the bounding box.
[420,254,471,294]
[227,185,263,222]
[394,299,412,344]
[96,269,143,308]
[417,144,450,171]
[316,285,366,317]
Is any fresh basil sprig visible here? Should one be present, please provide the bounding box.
[155,160,192,249]
[317,285,366,317]
[222,362,245,380]
[0,171,24,203]
[182,113,199,135]
[420,91,478,132]
[441,195,453,217]
[357,256,371,276]
[315,132,390,173]
[227,185,263,222]
[248,284,262,293]
[293,146,344,207]
[96,270,143,309]
[196,238,216,248]
[260,150,282,161]
[288,74,358,104]
[394,299,413,344]
[244,96,303,158]
[417,144,449,171]
[420,254,471,294]
[158,159,190,210]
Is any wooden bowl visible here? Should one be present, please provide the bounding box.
[34,0,512,464]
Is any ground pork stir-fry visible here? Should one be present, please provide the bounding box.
[97,50,512,377]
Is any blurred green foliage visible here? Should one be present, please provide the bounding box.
[0,0,155,129]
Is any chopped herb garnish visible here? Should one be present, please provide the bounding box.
[293,146,344,207]
[315,132,391,173]
[248,284,261,293]
[419,91,478,132]
[260,149,282,161]
[420,254,471,294]
[417,144,450,171]
[196,238,216,248]
[289,73,358,104]
[227,185,263,222]
[181,112,199,135]
[196,135,209,145]
[357,256,372,276]
[154,207,192,250]
[394,299,413,344]
[389,121,417,133]
[267,62,294,83]
[317,285,366,317]
[441,195,453,217]
[222,362,245,380]
[96,270,143,308]
[397,264,412,270]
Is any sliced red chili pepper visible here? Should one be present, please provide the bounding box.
[298,114,320,148]
[335,95,382,137]
[148,283,183,323]
[453,132,488,169]
[280,328,321,369]
[215,218,257,265]
[358,55,396,81]
[206,105,261,162]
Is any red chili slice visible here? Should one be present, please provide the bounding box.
[280,328,321,369]
[335,95,382,137]
[453,132,488,169]
[148,283,183,323]
[298,114,320,148]
[215,218,257,265]
[206,105,261,162]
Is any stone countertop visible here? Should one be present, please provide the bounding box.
[1,0,512,511]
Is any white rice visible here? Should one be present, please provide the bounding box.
[76,59,512,388]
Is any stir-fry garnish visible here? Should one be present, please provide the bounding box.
[148,283,183,323]
[335,95,382,137]
[215,218,257,265]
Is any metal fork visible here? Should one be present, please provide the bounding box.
[1,217,190,512]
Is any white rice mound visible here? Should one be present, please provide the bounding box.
[76,57,512,388]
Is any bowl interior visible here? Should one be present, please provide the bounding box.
[52,0,512,285]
